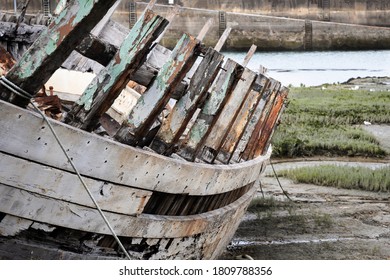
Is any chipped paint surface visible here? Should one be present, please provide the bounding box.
[204,68,257,152]
[122,34,199,141]
[177,59,242,159]
[151,48,224,152]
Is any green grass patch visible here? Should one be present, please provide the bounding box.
[278,165,390,192]
[271,87,390,158]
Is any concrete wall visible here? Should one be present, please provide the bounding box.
[126,3,390,51]
[2,1,390,51]
[176,0,390,27]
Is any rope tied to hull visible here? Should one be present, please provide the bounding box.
[0,76,132,260]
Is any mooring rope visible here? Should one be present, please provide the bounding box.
[269,158,293,202]
[0,76,132,260]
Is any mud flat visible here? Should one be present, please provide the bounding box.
[219,77,390,260]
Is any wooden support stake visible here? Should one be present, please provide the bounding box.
[64,10,168,131]
[200,68,257,163]
[149,47,224,155]
[240,79,281,161]
[0,0,119,108]
[155,5,181,44]
[114,33,201,146]
[176,58,244,161]
[216,74,270,164]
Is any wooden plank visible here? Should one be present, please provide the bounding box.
[149,47,224,155]
[200,68,257,163]
[0,215,33,237]
[0,0,119,108]
[214,27,232,52]
[253,86,289,157]
[176,58,244,161]
[242,44,257,67]
[216,74,270,164]
[197,18,214,41]
[64,10,168,131]
[0,99,269,196]
[230,75,273,163]
[0,182,256,239]
[75,34,117,67]
[240,79,281,161]
[0,152,152,216]
[114,33,200,146]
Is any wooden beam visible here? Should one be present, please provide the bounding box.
[114,33,201,146]
[200,68,257,163]
[216,74,270,164]
[149,47,224,155]
[0,46,16,76]
[197,18,214,41]
[0,0,119,108]
[230,74,273,162]
[252,86,289,157]
[176,58,244,161]
[240,79,281,161]
[64,10,168,131]
[214,27,232,52]
[242,44,257,67]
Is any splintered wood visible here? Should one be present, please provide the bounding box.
[0,2,288,165]
[64,9,169,131]
[0,0,119,107]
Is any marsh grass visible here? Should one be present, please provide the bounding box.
[272,87,390,158]
[278,165,390,192]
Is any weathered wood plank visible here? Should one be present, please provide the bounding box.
[0,182,256,239]
[231,74,273,162]
[242,44,257,67]
[0,215,33,237]
[149,47,224,155]
[197,18,214,41]
[216,74,270,164]
[176,59,244,161]
[0,99,269,195]
[214,27,232,52]
[64,10,168,131]
[240,79,281,161]
[0,0,119,108]
[252,86,289,157]
[114,33,200,146]
[0,152,152,216]
[200,68,257,163]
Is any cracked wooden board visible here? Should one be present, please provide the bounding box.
[150,47,224,155]
[115,33,201,146]
[0,0,119,107]
[0,152,152,216]
[0,100,270,196]
[177,58,244,161]
[64,9,168,131]
[216,74,271,164]
[200,68,257,163]
[0,183,257,239]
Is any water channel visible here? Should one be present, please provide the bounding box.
[223,50,390,87]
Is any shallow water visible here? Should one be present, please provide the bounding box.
[222,50,390,87]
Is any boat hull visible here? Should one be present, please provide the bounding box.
[0,100,270,260]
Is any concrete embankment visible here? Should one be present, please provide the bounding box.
[112,3,390,51]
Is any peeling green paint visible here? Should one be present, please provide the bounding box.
[73,0,94,26]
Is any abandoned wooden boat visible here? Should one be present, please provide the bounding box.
[0,1,288,260]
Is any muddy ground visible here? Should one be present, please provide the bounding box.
[219,78,390,260]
